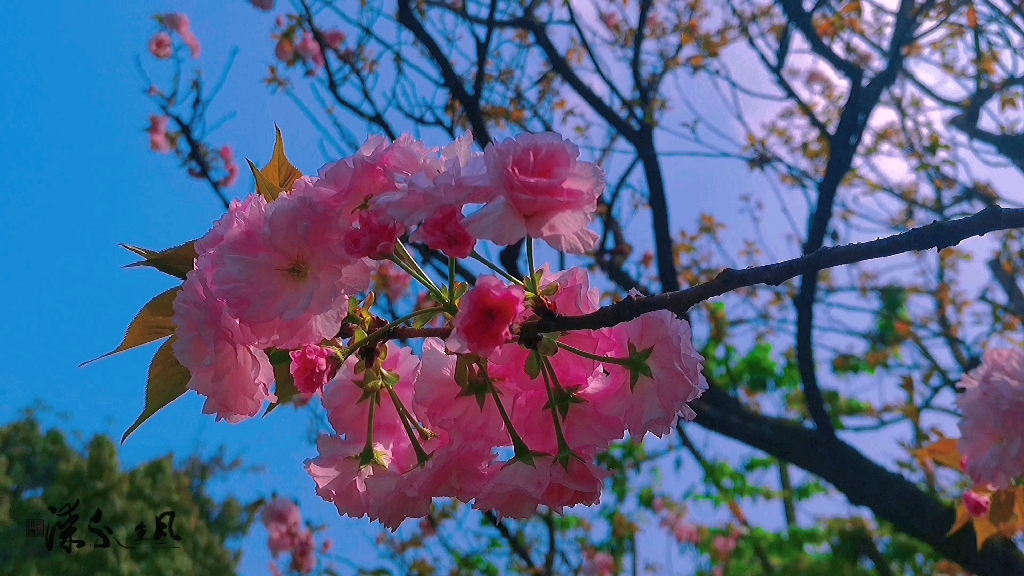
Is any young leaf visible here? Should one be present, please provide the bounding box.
[261,126,303,195]
[82,287,179,366]
[912,438,962,470]
[247,158,285,202]
[122,337,190,444]
[265,362,299,416]
[122,241,197,279]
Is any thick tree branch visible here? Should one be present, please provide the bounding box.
[692,384,1024,575]
[526,205,1024,336]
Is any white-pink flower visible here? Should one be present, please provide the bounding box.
[290,344,341,396]
[464,132,604,254]
[202,192,371,350]
[163,13,201,59]
[172,271,276,423]
[604,310,708,439]
[957,348,1024,488]
[447,276,526,357]
[149,32,173,59]
[148,116,172,153]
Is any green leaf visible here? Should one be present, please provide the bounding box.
[122,337,190,444]
[261,125,303,196]
[247,158,285,202]
[82,287,179,366]
[525,351,542,380]
[265,362,299,416]
[121,241,197,279]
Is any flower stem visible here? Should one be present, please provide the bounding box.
[470,251,528,289]
[344,307,446,357]
[526,236,539,293]
[540,359,575,470]
[384,382,431,467]
[483,368,534,464]
[557,341,632,366]
[357,392,379,467]
[448,256,457,302]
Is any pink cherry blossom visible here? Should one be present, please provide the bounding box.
[447,276,526,357]
[372,261,413,302]
[289,530,318,574]
[463,132,604,254]
[604,310,708,439]
[582,550,616,576]
[149,32,173,59]
[410,205,476,259]
[296,32,325,68]
[148,116,172,153]
[957,348,1024,488]
[219,146,240,188]
[317,135,437,215]
[474,454,606,517]
[203,192,372,350]
[414,338,506,445]
[290,344,341,396]
[324,30,346,50]
[713,534,738,558]
[342,209,404,260]
[275,38,295,63]
[163,13,201,59]
[263,497,303,556]
[249,0,275,11]
[321,342,421,445]
[172,271,276,423]
[964,490,992,518]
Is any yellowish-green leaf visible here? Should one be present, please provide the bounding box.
[82,287,179,366]
[261,126,303,196]
[122,337,191,444]
[248,158,285,202]
[122,241,197,279]
[912,438,962,470]
[265,362,300,416]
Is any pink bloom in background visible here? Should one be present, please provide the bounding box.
[372,261,412,302]
[290,344,341,396]
[464,132,604,253]
[342,209,404,260]
[411,205,476,259]
[250,0,276,11]
[162,13,202,59]
[148,116,172,153]
[713,534,739,558]
[318,134,437,215]
[262,497,303,533]
[172,272,276,423]
[289,530,318,574]
[219,146,240,188]
[957,348,1024,488]
[275,38,295,63]
[964,490,992,518]
[295,33,325,68]
[149,32,173,59]
[581,550,616,576]
[605,310,708,439]
[447,276,526,357]
[324,30,346,50]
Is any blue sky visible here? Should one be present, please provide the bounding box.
[0,1,868,574]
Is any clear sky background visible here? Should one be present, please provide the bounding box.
[0,1,932,574]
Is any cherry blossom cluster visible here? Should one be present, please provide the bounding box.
[956,348,1024,489]
[171,131,708,528]
[261,497,331,575]
[148,13,201,60]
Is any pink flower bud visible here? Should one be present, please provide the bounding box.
[149,32,173,59]
[148,116,172,154]
[275,38,295,63]
[290,344,341,396]
[323,30,346,50]
[963,490,992,518]
[250,0,276,11]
